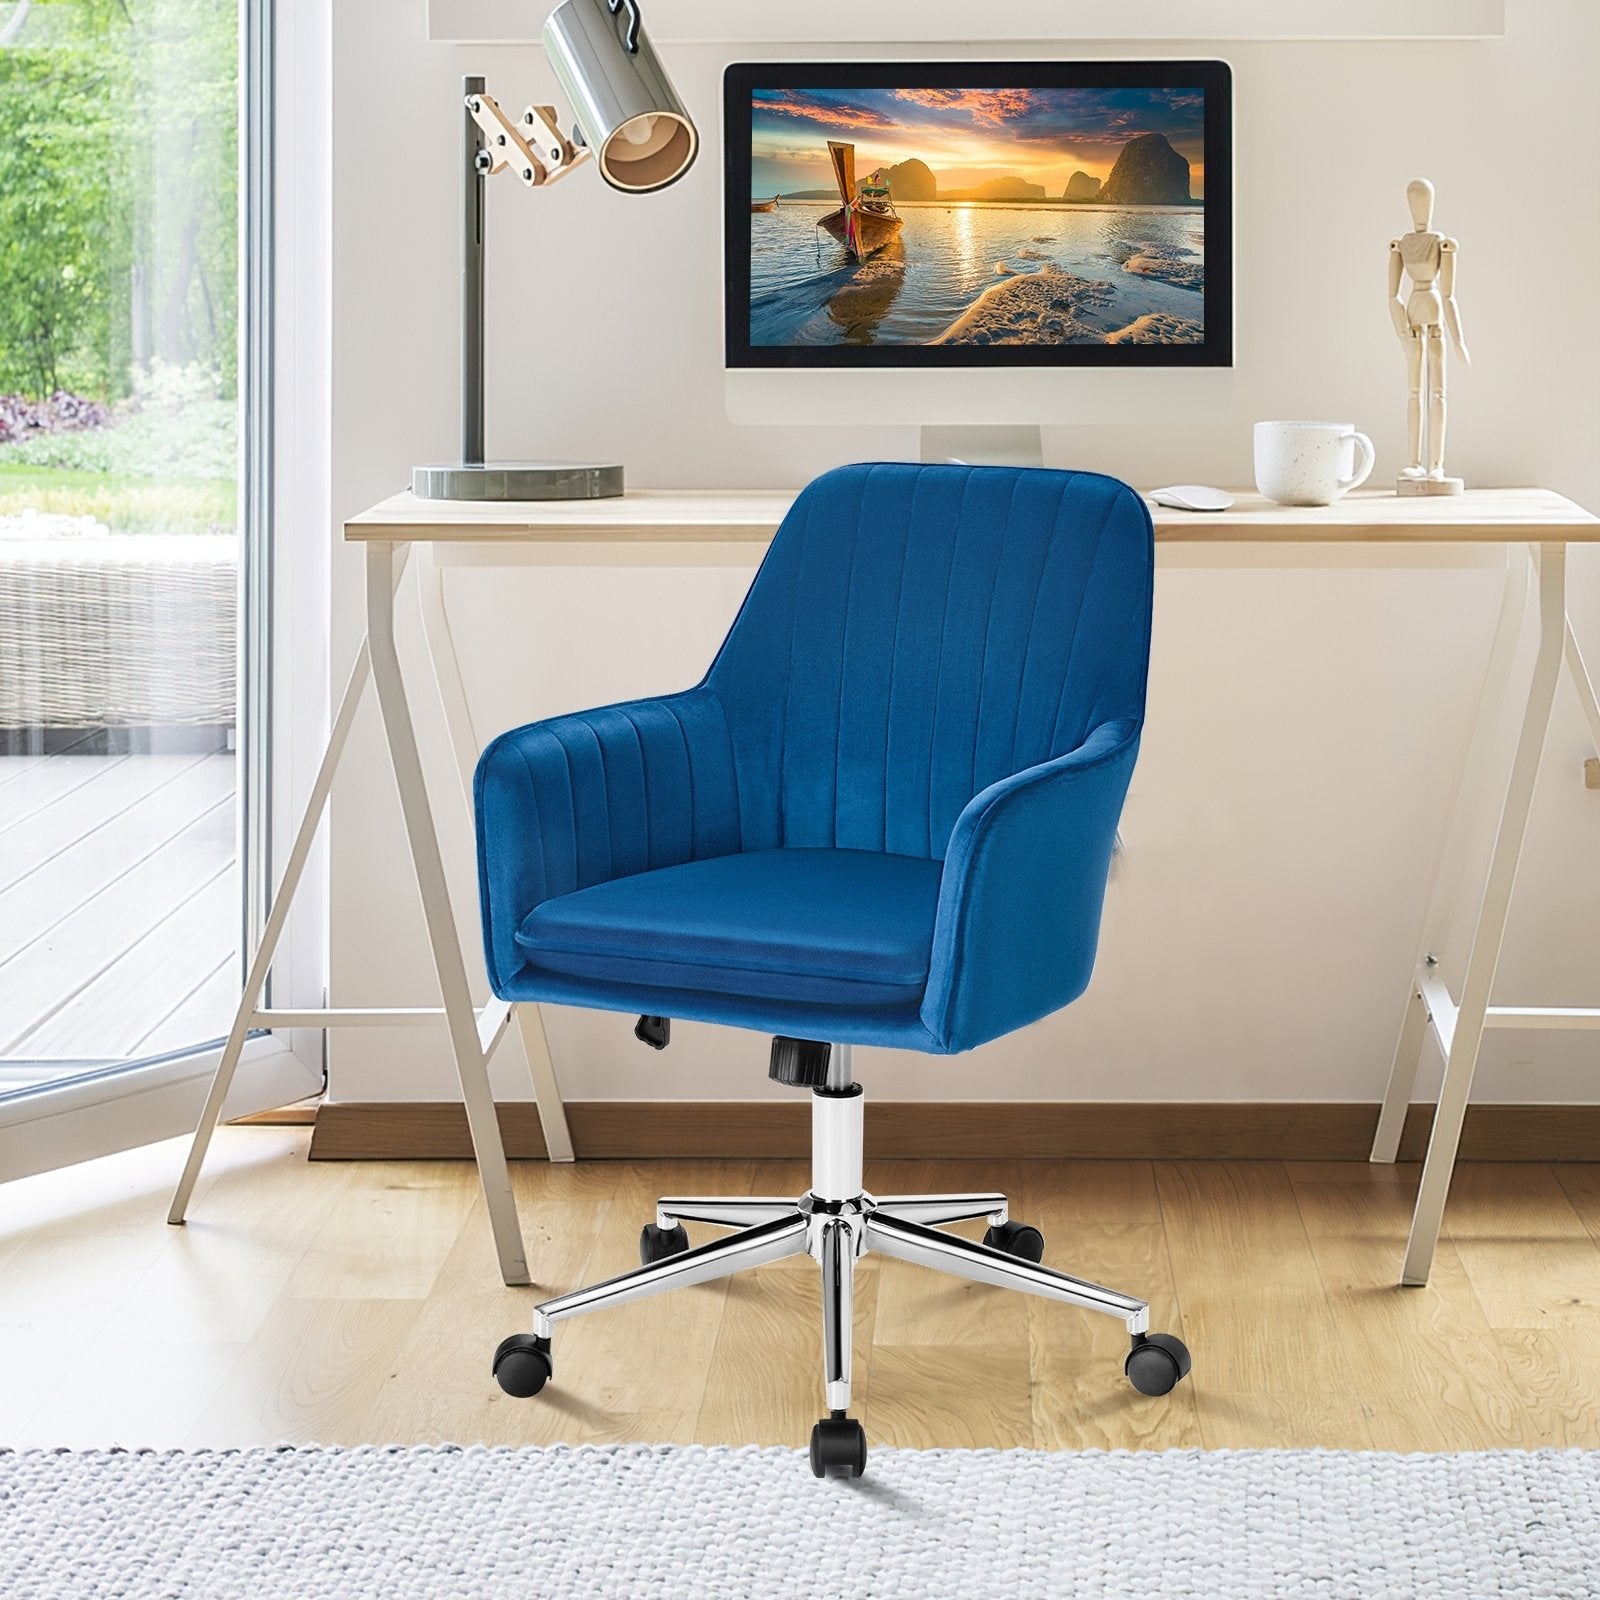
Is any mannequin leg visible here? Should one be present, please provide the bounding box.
[1427,328,1448,478]
[1403,333,1425,475]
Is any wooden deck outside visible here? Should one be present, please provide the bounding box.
[0,748,239,1091]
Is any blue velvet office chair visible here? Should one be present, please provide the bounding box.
[476,462,1189,1476]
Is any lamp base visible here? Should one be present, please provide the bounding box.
[411,461,625,501]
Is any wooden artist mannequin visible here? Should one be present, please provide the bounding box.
[1389,178,1469,495]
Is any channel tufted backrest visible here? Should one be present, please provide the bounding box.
[705,462,1154,861]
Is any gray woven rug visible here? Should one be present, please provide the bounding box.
[3,1444,1597,1599]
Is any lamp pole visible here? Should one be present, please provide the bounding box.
[462,74,486,469]
[414,72,621,500]
[412,0,697,502]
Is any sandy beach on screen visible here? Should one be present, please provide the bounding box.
[1112,239,1204,291]
[824,250,909,338]
[929,263,1206,346]
[929,267,1118,345]
[1103,311,1204,343]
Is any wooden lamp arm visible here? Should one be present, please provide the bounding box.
[466,90,591,189]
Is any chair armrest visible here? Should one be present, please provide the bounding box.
[919,720,1140,1052]
[473,688,741,991]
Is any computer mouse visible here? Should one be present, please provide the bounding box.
[1148,484,1235,512]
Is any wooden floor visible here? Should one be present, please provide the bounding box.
[0,748,237,1083]
[5,1127,1600,1453]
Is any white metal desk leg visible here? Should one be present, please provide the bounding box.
[415,546,484,799]
[1371,986,1429,1165]
[1372,547,1530,1163]
[513,1004,574,1161]
[416,546,573,1164]
[366,539,530,1286]
[168,549,411,1224]
[1400,543,1567,1286]
[1563,614,1600,759]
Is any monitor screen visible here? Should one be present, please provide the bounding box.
[723,61,1232,370]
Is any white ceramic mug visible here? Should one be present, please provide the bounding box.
[1253,421,1376,507]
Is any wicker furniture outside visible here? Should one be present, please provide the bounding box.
[0,535,237,727]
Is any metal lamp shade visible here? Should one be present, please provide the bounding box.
[543,0,698,193]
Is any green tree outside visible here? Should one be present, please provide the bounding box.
[0,0,238,529]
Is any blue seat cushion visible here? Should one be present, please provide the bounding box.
[514,847,944,1008]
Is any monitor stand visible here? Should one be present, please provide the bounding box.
[919,425,1043,469]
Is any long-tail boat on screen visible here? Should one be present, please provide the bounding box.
[817,141,902,261]
[750,198,777,213]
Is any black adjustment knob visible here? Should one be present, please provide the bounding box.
[634,1015,670,1050]
[769,1036,831,1088]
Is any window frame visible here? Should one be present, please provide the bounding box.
[0,0,332,1179]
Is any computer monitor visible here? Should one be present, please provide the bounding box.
[723,60,1233,453]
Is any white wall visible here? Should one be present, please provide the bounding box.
[326,0,1600,1107]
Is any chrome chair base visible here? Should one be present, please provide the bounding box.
[492,1047,1190,1477]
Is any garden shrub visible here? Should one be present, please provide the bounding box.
[0,390,110,445]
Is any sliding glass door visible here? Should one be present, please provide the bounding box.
[0,0,308,1160]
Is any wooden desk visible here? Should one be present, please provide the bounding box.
[175,483,1600,1288]
[345,485,1593,546]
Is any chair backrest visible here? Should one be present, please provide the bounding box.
[705,462,1154,860]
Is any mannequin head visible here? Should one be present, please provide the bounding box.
[1406,178,1435,231]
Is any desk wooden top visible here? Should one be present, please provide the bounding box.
[344,485,1600,545]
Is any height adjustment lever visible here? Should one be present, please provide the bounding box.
[769,1036,831,1089]
[634,1015,670,1050]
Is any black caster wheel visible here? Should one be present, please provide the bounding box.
[983,1219,1045,1263]
[1125,1333,1192,1397]
[639,1222,689,1265]
[809,1414,867,1479]
[492,1333,553,1398]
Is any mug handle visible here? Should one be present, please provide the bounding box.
[1339,431,1376,494]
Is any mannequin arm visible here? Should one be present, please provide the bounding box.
[1441,240,1470,363]
[1387,242,1411,341]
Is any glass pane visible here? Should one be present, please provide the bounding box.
[0,0,244,1093]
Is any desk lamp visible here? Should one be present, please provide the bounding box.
[413,0,697,501]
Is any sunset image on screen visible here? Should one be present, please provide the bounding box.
[746,85,1207,348]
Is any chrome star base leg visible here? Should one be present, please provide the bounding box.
[491,1042,1190,1477]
